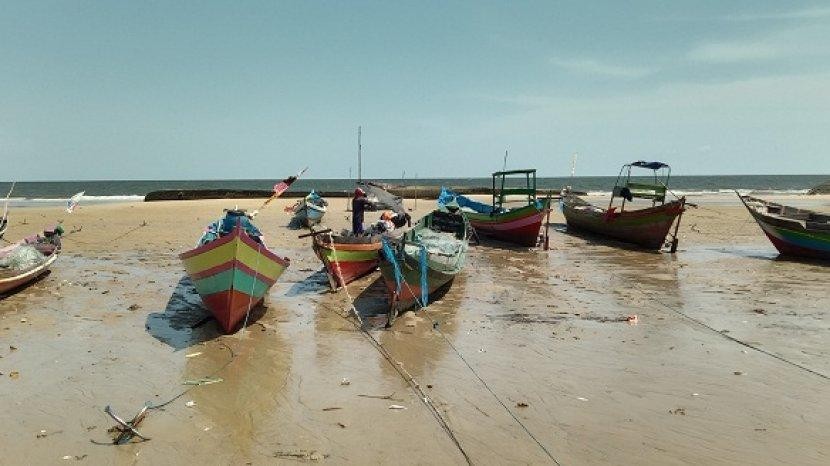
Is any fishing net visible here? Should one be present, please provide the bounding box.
[0,245,46,271]
[404,230,466,273]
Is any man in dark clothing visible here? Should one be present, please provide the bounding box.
[351,188,371,235]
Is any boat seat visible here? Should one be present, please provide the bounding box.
[807,221,830,231]
[497,188,536,204]
[615,183,666,202]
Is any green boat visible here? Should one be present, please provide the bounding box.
[378,209,469,325]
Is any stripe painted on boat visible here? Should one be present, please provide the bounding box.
[191,267,271,297]
[189,259,280,285]
[182,235,286,279]
[320,248,379,262]
[759,222,830,255]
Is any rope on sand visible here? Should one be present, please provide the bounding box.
[397,274,561,465]
[326,233,474,465]
[648,293,829,381]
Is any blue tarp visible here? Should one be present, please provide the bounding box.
[437,187,497,215]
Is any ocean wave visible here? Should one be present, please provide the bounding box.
[7,195,144,204]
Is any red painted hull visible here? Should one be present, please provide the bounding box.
[563,196,685,250]
[324,258,378,287]
[473,219,544,247]
[201,290,264,333]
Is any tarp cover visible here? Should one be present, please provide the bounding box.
[631,161,669,170]
[437,187,498,215]
[359,182,405,215]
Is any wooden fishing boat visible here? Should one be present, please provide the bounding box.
[561,161,686,251]
[379,209,469,324]
[439,169,550,247]
[0,226,62,295]
[180,211,290,333]
[311,232,382,289]
[291,191,327,227]
[737,193,830,260]
[0,250,57,295]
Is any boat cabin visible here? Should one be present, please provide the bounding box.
[610,161,671,211]
[491,169,538,209]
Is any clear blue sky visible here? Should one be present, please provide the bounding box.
[1,1,828,180]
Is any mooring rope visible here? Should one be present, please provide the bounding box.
[646,292,829,381]
[397,275,561,465]
[375,236,561,465]
[326,233,473,465]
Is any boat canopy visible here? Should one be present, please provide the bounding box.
[491,168,537,208]
[630,161,669,170]
[611,161,672,208]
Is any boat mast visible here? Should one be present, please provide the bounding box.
[357,126,362,183]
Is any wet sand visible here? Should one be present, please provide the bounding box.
[1,194,829,465]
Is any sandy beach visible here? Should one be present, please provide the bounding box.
[1,194,828,465]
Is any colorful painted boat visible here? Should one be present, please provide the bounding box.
[561,161,686,251]
[312,232,381,289]
[737,194,830,260]
[439,170,550,247]
[378,210,469,324]
[0,226,62,296]
[180,217,290,333]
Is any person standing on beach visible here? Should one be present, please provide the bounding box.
[351,188,371,235]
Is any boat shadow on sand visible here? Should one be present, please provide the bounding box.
[145,275,268,350]
[351,275,455,330]
[284,269,331,296]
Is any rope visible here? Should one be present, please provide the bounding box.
[239,233,265,336]
[398,276,561,465]
[379,235,561,465]
[326,234,473,465]
[146,342,237,410]
[647,293,829,381]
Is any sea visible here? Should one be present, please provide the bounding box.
[2,175,827,206]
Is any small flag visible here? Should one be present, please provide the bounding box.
[66,191,85,213]
[273,167,308,196]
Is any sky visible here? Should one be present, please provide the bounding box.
[1,1,829,180]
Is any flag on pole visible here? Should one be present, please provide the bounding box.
[66,191,85,213]
[273,167,308,196]
[252,167,309,217]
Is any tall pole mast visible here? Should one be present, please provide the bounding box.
[357,126,362,183]
[502,149,508,172]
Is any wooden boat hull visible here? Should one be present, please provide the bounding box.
[378,210,468,313]
[463,199,550,246]
[738,195,830,260]
[313,235,381,288]
[378,255,456,310]
[180,227,290,333]
[294,201,327,227]
[562,195,685,250]
[0,251,57,295]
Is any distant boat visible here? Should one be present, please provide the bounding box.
[561,161,686,251]
[180,210,290,333]
[438,169,550,247]
[311,231,382,289]
[291,191,328,227]
[0,226,63,296]
[737,193,830,260]
[379,209,469,325]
